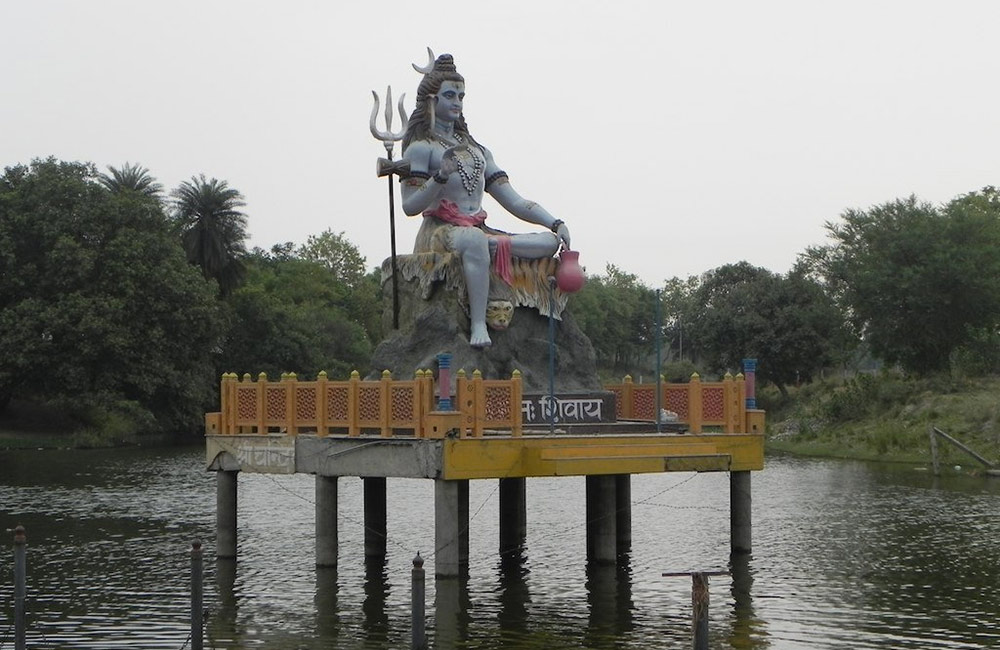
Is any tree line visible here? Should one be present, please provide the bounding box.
[0,158,378,440]
[572,187,1000,396]
[3,156,998,439]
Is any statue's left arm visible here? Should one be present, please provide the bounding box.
[484,148,571,248]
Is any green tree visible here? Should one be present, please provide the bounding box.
[571,264,657,375]
[298,230,382,344]
[687,261,844,395]
[99,162,163,198]
[218,247,372,378]
[0,158,223,433]
[171,174,249,296]
[808,192,1000,374]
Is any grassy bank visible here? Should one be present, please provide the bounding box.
[762,373,1000,466]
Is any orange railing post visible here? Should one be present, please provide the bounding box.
[511,370,523,437]
[722,372,734,433]
[472,370,485,438]
[348,370,361,436]
[622,375,634,419]
[317,371,329,436]
[688,372,703,433]
[735,372,747,433]
[256,372,267,434]
[380,370,393,437]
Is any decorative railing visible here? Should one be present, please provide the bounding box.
[604,373,747,433]
[205,369,522,438]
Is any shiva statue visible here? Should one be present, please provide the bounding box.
[401,51,571,349]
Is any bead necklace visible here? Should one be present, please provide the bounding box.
[451,133,483,195]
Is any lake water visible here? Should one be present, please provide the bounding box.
[1,445,999,648]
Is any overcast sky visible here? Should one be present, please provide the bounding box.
[4,1,998,285]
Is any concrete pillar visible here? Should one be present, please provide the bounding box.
[216,470,238,559]
[730,470,752,554]
[614,474,631,557]
[316,475,338,567]
[434,479,469,577]
[586,475,617,564]
[363,477,387,558]
[499,477,526,558]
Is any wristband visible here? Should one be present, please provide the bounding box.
[433,172,449,184]
[549,219,565,233]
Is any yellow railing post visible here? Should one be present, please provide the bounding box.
[317,371,329,437]
[511,370,523,437]
[688,372,703,433]
[220,373,233,434]
[381,370,392,437]
[283,372,297,435]
[472,370,485,438]
[257,372,268,435]
[456,369,471,437]
[623,375,634,419]
[722,372,734,433]
[348,370,360,437]
[735,372,747,433]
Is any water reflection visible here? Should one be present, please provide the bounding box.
[315,566,340,644]
[362,555,389,642]
[434,575,470,649]
[729,552,768,649]
[4,448,1000,648]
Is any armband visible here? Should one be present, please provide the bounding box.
[408,170,430,180]
[484,170,509,190]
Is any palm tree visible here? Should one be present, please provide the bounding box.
[171,174,249,295]
[99,162,163,198]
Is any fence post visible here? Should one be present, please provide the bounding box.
[688,373,703,433]
[622,375,634,419]
[14,525,26,650]
[929,425,940,476]
[411,553,426,650]
[190,539,204,650]
[692,572,709,650]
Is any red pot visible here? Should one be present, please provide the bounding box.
[556,249,586,293]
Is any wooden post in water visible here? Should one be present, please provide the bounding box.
[929,424,940,476]
[662,570,728,650]
[216,470,238,559]
[13,525,26,650]
[190,540,204,650]
[411,553,426,650]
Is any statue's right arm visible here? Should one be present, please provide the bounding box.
[401,141,445,216]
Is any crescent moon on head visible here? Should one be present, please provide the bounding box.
[412,47,435,75]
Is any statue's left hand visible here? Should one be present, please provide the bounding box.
[556,223,571,249]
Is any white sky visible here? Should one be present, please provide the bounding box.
[4,1,998,285]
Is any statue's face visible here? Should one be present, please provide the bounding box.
[434,81,465,124]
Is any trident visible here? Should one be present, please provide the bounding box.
[370,86,410,330]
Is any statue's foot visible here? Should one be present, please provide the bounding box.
[470,322,492,349]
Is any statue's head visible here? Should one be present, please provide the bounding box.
[403,53,475,151]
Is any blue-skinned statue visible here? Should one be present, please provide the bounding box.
[400,52,572,348]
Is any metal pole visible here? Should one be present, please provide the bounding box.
[387,151,400,330]
[191,540,204,650]
[411,553,426,650]
[548,277,556,434]
[14,525,26,650]
[656,289,662,433]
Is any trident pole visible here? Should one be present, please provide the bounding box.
[370,87,410,330]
